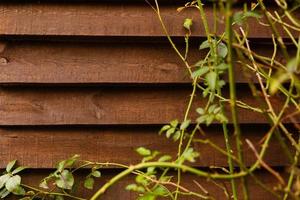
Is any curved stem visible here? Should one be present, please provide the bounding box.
[225,0,248,199]
[22,184,86,200]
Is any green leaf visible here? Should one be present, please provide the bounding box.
[196,115,207,124]
[5,175,21,192]
[0,175,10,189]
[216,63,228,71]
[158,155,172,162]
[12,166,27,175]
[244,11,261,19]
[216,113,229,123]
[206,71,217,90]
[192,66,209,78]
[172,131,181,141]
[136,147,151,157]
[126,184,145,193]
[147,167,156,175]
[170,119,179,128]
[56,161,66,173]
[159,125,171,135]
[196,108,205,115]
[287,58,298,73]
[194,60,208,67]
[213,107,221,114]
[55,170,74,190]
[180,120,191,130]
[269,72,290,94]
[64,155,80,168]
[166,128,176,138]
[206,115,214,126]
[84,177,94,190]
[233,11,261,25]
[126,184,138,191]
[218,80,226,88]
[26,191,35,195]
[152,185,168,196]
[139,193,156,200]
[11,185,25,195]
[136,175,148,186]
[202,88,210,97]
[6,160,16,173]
[183,18,193,30]
[159,176,173,182]
[199,40,210,50]
[91,170,101,178]
[0,188,7,196]
[39,180,49,189]
[208,104,217,114]
[0,189,10,198]
[142,151,160,163]
[233,11,244,25]
[217,42,228,58]
[182,148,199,163]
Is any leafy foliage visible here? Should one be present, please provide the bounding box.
[4,0,300,199]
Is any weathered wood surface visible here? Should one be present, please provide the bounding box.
[0,126,291,168]
[5,169,284,199]
[0,41,287,84]
[0,87,296,125]
[0,3,296,38]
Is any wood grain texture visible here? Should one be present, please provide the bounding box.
[0,87,297,125]
[5,169,286,199]
[0,126,291,168]
[0,3,296,38]
[0,41,287,84]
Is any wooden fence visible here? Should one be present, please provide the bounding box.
[0,1,296,199]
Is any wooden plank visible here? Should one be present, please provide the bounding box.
[0,87,297,125]
[0,126,291,168]
[0,41,288,84]
[0,3,296,38]
[5,169,287,199]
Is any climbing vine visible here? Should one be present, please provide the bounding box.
[1,0,300,199]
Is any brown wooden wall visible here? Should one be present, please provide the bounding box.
[0,1,296,199]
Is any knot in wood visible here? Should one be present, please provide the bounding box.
[0,57,8,65]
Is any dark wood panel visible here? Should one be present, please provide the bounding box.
[0,126,290,168]
[4,169,286,199]
[0,87,296,125]
[0,4,295,38]
[0,41,287,84]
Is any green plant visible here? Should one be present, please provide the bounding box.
[2,0,300,199]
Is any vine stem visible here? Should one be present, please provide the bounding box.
[196,1,238,199]
[225,0,248,199]
[283,137,300,200]
[22,184,86,200]
[90,162,250,200]
[257,0,290,60]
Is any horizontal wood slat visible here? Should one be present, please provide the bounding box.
[0,126,290,168]
[0,3,296,38]
[8,169,286,199]
[0,41,287,84]
[0,87,296,125]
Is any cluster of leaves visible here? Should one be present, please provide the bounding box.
[40,155,101,193]
[39,155,80,191]
[126,148,173,200]
[159,119,191,142]
[270,57,300,95]
[196,104,228,126]
[0,161,26,198]
[0,156,103,200]
[126,146,200,200]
